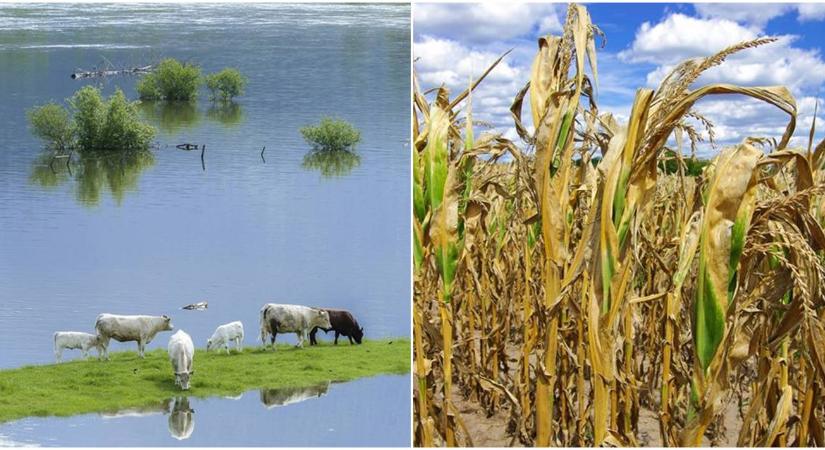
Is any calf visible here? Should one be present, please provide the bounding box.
[53,331,101,363]
[95,313,174,360]
[168,330,195,390]
[259,303,331,349]
[309,309,364,345]
[206,321,244,354]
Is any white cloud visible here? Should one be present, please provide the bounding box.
[413,3,563,44]
[414,36,527,138]
[798,3,825,21]
[693,3,792,27]
[683,96,824,157]
[621,14,825,94]
[619,14,756,65]
[694,3,825,26]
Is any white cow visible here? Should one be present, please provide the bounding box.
[53,331,100,363]
[206,321,244,354]
[168,330,195,390]
[95,313,174,360]
[259,303,331,349]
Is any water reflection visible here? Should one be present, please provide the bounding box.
[259,381,330,409]
[206,102,244,128]
[101,398,172,419]
[138,101,201,135]
[301,149,360,177]
[29,150,155,207]
[168,397,194,441]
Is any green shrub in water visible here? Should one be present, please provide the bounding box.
[205,68,247,102]
[26,103,74,151]
[137,58,202,101]
[300,117,361,152]
[28,86,155,153]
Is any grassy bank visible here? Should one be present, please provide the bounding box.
[0,338,409,423]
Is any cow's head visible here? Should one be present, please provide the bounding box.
[176,371,192,390]
[313,309,332,329]
[206,339,213,352]
[353,327,364,344]
[162,315,174,331]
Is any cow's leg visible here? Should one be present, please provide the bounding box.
[225,342,230,355]
[82,349,89,359]
[55,348,62,363]
[296,331,304,348]
[309,327,318,346]
[348,335,354,345]
[334,331,340,345]
[270,332,277,350]
[99,336,110,360]
[138,340,145,358]
[236,338,242,352]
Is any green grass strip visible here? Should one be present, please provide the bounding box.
[0,338,410,423]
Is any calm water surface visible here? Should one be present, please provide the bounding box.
[0,3,410,445]
[0,375,409,446]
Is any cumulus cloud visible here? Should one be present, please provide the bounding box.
[684,96,823,157]
[620,14,825,93]
[797,3,825,21]
[619,14,756,64]
[414,36,527,135]
[414,4,824,157]
[693,3,792,27]
[694,3,825,25]
[413,3,563,44]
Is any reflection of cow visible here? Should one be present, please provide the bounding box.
[259,382,330,409]
[101,399,172,419]
[168,397,195,441]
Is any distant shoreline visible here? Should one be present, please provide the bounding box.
[0,338,410,424]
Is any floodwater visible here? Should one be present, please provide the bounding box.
[0,3,411,445]
[0,375,410,446]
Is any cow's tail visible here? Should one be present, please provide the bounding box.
[94,314,102,331]
[259,305,270,346]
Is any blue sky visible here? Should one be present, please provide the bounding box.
[414,3,825,157]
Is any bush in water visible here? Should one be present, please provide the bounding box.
[26,103,74,151]
[299,117,361,152]
[28,86,155,153]
[137,58,202,101]
[205,68,247,102]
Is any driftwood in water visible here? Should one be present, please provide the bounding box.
[70,65,153,80]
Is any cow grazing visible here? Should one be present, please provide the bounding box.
[168,397,195,440]
[259,303,331,349]
[95,314,174,360]
[309,309,364,345]
[53,331,101,363]
[206,321,244,354]
[168,330,195,390]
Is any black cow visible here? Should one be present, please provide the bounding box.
[309,309,364,345]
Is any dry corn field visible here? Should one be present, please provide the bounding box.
[413,4,825,447]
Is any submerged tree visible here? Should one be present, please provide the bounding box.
[205,68,247,102]
[28,86,155,153]
[136,58,202,101]
[300,117,361,152]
